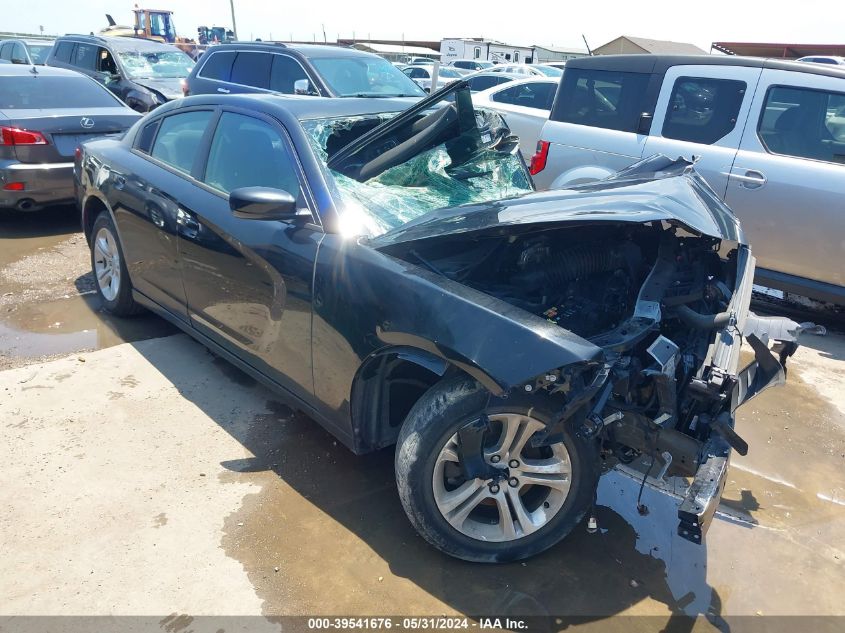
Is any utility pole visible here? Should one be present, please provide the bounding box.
[229,0,238,40]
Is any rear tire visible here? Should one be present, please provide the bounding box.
[90,211,143,317]
[395,377,599,563]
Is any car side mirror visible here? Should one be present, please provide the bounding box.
[294,78,317,96]
[229,186,303,221]
[637,112,653,135]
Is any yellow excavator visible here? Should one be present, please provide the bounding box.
[101,7,233,58]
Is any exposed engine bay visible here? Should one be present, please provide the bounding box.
[381,217,810,543]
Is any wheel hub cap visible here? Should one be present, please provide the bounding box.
[93,227,121,302]
[432,413,573,543]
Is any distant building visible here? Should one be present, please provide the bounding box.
[532,45,588,63]
[440,38,535,64]
[593,35,707,56]
[711,41,845,58]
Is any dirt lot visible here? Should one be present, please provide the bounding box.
[1,209,844,630]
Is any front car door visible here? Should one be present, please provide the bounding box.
[642,65,762,197]
[175,108,323,401]
[724,69,845,300]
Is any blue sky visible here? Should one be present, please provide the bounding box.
[5,0,841,52]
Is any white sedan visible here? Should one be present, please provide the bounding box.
[472,77,559,159]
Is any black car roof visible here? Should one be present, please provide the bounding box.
[56,34,181,53]
[565,54,845,79]
[171,92,419,121]
[0,63,84,77]
[205,42,380,59]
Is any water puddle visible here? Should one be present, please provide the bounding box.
[0,293,176,362]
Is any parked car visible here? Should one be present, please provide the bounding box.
[406,56,435,65]
[401,64,463,92]
[796,55,845,66]
[46,35,194,112]
[542,61,567,71]
[463,70,521,92]
[490,63,563,78]
[447,59,494,71]
[0,38,54,65]
[0,64,140,212]
[472,78,558,158]
[185,42,425,99]
[531,54,845,305]
[76,80,799,562]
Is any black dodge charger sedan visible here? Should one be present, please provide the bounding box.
[75,81,803,562]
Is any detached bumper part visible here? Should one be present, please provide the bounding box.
[677,435,730,543]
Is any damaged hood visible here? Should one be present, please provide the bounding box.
[132,77,183,100]
[370,156,745,247]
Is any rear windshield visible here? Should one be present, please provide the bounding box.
[0,75,122,109]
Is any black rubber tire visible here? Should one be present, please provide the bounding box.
[395,376,600,563]
[90,211,143,317]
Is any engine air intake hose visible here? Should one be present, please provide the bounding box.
[674,304,732,330]
[514,245,620,288]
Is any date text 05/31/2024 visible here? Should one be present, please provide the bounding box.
[306,618,528,630]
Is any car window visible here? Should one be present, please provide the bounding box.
[492,82,556,110]
[27,44,53,65]
[73,43,98,70]
[552,68,650,132]
[12,43,27,63]
[310,56,424,97]
[97,47,118,74]
[0,44,10,61]
[758,85,845,164]
[136,120,161,154]
[0,75,123,108]
[150,110,213,174]
[661,77,746,145]
[468,75,510,92]
[203,112,301,196]
[405,67,428,79]
[198,50,236,81]
[53,41,74,63]
[230,51,272,89]
[269,54,309,94]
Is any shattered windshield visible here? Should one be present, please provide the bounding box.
[303,107,533,237]
[117,49,194,79]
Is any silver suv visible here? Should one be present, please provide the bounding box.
[531,55,845,305]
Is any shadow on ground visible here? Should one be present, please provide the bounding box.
[131,336,727,631]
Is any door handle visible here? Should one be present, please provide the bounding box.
[176,207,200,238]
[113,174,125,190]
[732,169,767,189]
[217,87,230,94]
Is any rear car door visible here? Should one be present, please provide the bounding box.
[642,65,762,197]
[111,108,215,320]
[724,69,845,297]
[70,43,98,80]
[175,108,323,401]
[536,67,653,189]
[487,81,556,158]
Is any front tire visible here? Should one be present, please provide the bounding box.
[90,211,142,316]
[395,377,599,563]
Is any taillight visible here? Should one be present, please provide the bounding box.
[180,78,190,97]
[529,140,550,175]
[3,182,25,191]
[0,126,48,146]
[74,146,83,162]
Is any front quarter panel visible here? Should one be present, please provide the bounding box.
[310,235,604,429]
